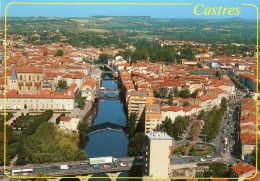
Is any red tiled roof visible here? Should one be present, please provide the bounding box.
[82,78,98,88]
[0,89,75,99]
[231,162,256,176]
[15,67,43,74]
[60,116,72,122]
[161,105,183,112]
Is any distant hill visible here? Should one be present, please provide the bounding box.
[1,16,257,44]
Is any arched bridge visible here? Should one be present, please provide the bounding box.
[89,122,125,133]
[99,89,120,99]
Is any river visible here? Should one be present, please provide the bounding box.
[83,75,131,180]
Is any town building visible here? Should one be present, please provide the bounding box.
[240,98,260,159]
[128,91,154,120]
[145,104,162,134]
[81,78,99,101]
[230,162,257,180]
[59,116,81,133]
[7,67,44,94]
[143,131,173,179]
[0,84,77,111]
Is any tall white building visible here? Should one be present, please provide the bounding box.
[143,131,173,179]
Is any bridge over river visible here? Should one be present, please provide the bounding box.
[2,157,142,180]
[89,122,125,133]
[99,88,120,99]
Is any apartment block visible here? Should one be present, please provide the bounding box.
[128,91,154,120]
[143,131,173,179]
[145,104,162,134]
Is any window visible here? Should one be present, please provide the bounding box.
[37,75,40,81]
[20,75,22,80]
[42,104,44,108]
[31,104,33,109]
[19,86,21,90]
[37,86,39,90]
[29,75,31,81]
[28,86,30,90]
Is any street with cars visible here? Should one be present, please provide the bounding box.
[171,88,245,165]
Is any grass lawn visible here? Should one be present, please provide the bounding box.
[14,131,22,135]
[171,146,185,155]
[189,143,215,156]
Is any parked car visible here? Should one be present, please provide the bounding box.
[200,158,206,162]
[120,163,126,167]
[80,162,88,165]
[35,165,43,169]
[190,159,195,162]
[178,160,185,163]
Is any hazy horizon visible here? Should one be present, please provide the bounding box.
[1,0,259,20]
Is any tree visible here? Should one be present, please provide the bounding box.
[179,48,195,60]
[77,121,89,138]
[56,113,65,125]
[220,97,227,111]
[209,163,229,177]
[132,46,148,62]
[173,87,179,97]
[216,71,220,77]
[179,89,191,99]
[78,96,86,108]
[183,101,190,107]
[191,89,199,98]
[17,122,86,164]
[198,110,206,120]
[54,50,64,57]
[127,112,137,138]
[162,117,174,137]
[128,132,145,156]
[124,49,133,61]
[58,80,67,89]
[115,50,125,58]
[172,116,189,140]
[167,93,173,106]
[97,54,112,64]
[34,171,47,181]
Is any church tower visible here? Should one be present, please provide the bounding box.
[9,67,18,90]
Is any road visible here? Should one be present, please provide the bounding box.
[0,157,139,177]
[171,90,244,165]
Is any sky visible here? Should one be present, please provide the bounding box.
[0,0,259,19]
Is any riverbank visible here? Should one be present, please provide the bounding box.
[82,98,99,127]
